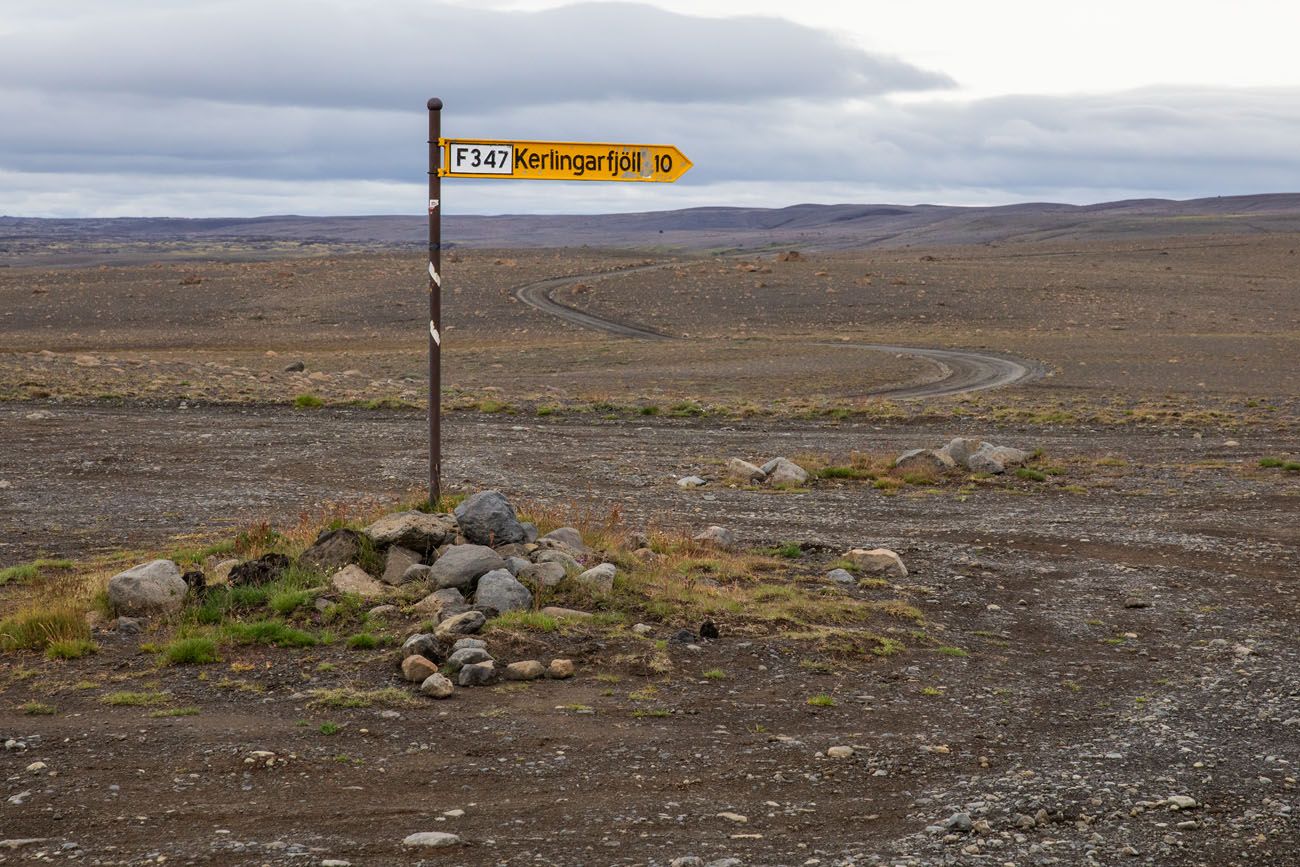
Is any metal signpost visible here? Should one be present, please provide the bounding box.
[424,96,692,505]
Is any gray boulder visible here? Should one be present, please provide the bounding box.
[535,549,581,573]
[843,548,907,579]
[539,526,589,553]
[451,637,486,651]
[446,646,492,672]
[893,449,955,475]
[298,528,361,572]
[381,546,424,586]
[968,444,1030,474]
[474,569,533,613]
[938,437,990,468]
[400,633,441,661]
[764,457,810,487]
[725,458,766,484]
[503,556,530,577]
[677,475,708,489]
[420,672,455,699]
[458,660,497,686]
[401,563,433,584]
[827,568,857,586]
[435,609,486,638]
[411,587,463,618]
[430,544,505,591]
[363,511,457,556]
[519,561,567,587]
[694,525,737,550]
[330,564,388,599]
[107,560,187,616]
[576,562,617,592]
[520,521,539,543]
[453,491,526,547]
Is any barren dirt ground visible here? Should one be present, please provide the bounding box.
[1,234,1297,866]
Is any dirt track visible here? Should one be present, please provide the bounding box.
[514,265,1046,399]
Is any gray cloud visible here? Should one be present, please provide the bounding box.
[0,2,1297,217]
[0,1,950,111]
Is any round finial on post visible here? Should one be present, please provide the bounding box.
[427,97,443,111]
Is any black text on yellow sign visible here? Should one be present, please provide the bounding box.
[439,139,692,182]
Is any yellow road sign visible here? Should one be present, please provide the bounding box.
[439,138,692,182]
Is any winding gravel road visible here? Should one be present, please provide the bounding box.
[514,262,1046,398]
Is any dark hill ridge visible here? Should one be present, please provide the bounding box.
[3,193,1300,257]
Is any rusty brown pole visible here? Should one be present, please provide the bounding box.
[427,97,443,508]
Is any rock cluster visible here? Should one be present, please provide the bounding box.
[399,630,575,700]
[725,456,810,488]
[103,489,619,636]
[895,437,1031,475]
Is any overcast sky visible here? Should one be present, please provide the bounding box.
[2,0,1298,216]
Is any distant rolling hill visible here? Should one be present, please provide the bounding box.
[4,194,1300,260]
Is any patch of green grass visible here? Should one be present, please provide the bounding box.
[594,673,623,683]
[167,541,235,566]
[1258,456,1284,468]
[163,636,219,665]
[19,700,57,715]
[307,687,417,709]
[0,605,90,652]
[0,563,39,584]
[1285,461,1300,473]
[702,668,726,680]
[1015,468,1048,482]
[766,542,802,559]
[345,632,381,650]
[920,686,944,696]
[536,404,558,416]
[45,638,97,660]
[0,558,75,586]
[224,620,319,648]
[149,706,200,718]
[936,646,969,657]
[818,465,874,480]
[477,398,512,413]
[103,690,170,707]
[872,637,906,656]
[806,693,836,707]
[667,400,705,417]
[318,722,341,735]
[487,610,559,633]
[632,708,671,718]
[293,393,325,409]
[638,405,660,416]
[269,589,314,616]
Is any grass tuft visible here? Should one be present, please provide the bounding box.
[224,619,319,648]
[1,605,90,652]
[293,393,325,409]
[103,690,170,707]
[20,700,57,715]
[307,687,418,709]
[345,632,381,650]
[45,638,97,660]
[487,610,559,633]
[806,693,836,708]
[163,636,220,665]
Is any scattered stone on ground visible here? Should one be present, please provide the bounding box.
[381,545,423,585]
[538,526,588,553]
[826,567,856,586]
[677,475,707,488]
[401,831,460,848]
[458,660,496,686]
[435,610,486,638]
[362,510,456,556]
[843,547,907,579]
[547,659,575,679]
[107,559,187,616]
[725,457,766,483]
[694,525,737,549]
[576,562,617,592]
[420,672,454,699]
[763,457,810,486]
[473,568,533,612]
[893,448,955,474]
[400,654,440,683]
[505,660,546,680]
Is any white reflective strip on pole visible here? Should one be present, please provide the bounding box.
[429,262,441,286]
[430,322,441,345]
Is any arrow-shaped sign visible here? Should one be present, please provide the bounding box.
[439,138,692,183]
